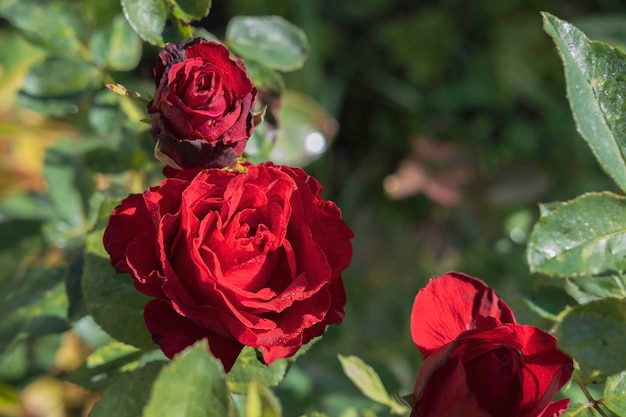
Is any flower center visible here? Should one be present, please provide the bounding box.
[464,346,523,417]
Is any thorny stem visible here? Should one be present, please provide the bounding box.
[573,372,610,417]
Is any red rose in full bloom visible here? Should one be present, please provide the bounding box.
[410,272,573,417]
[148,38,257,169]
[103,163,353,371]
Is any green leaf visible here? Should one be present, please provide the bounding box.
[0,342,28,381]
[249,91,337,167]
[0,31,44,100]
[82,223,154,350]
[0,192,53,222]
[22,315,68,339]
[527,192,626,277]
[23,57,99,96]
[44,143,87,229]
[193,27,220,43]
[121,0,168,46]
[562,403,602,417]
[0,382,21,415]
[0,229,68,355]
[162,15,193,44]
[81,0,122,28]
[43,139,99,246]
[226,16,309,71]
[226,347,288,394]
[337,355,408,415]
[89,361,164,417]
[555,298,626,375]
[68,341,142,389]
[603,369,626,415]
[72,315,112,349]
[0,220,36,249]
[543,13,626,193]
[565,275,626,304]
[88,95,120,138]
[18,57,100,116]
[167,0,211,23]
[245,61,285,96]
[0,247,68,353]
[0,0,87,53]
[142,340,230,417]
[245,380,282,417]
[84,147,139,174]
[523,285,577,321]
[90,14,143,71]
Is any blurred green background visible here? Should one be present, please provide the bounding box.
[1,0,625,416]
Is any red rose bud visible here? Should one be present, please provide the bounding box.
[103,163,354,371]
[410,272,573,417]
[148,39,257,169]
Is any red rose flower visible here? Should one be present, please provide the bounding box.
[410,272,573,417]
[103,163,353,371]
[148,38,257,169]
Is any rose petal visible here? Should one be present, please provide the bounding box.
[144,298,243,371]
[103,194,153,273]
[463,346,523,416]
[147,39,256,169]
[537,399,570,417]
[106,162,352,369]
[410,272,516,356]
[510,324,574,417]
[185,40,254,97]
[310,199,354,277]
[126,229,164,297]
[412,352,490,417]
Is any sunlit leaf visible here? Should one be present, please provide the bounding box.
[68,340,142,389]
[337,355,408,414]
[167,0,211,23]
[226,16,309,71]
[121,0,168,46]
[226,347,288,394]
[603,369,626,416]
[562,403,602,417]
[527,192,626,277]
[565,275,626,304]
[142,340,230,417]
[543,13,626,192]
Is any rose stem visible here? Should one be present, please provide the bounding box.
[573,371,610,417]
